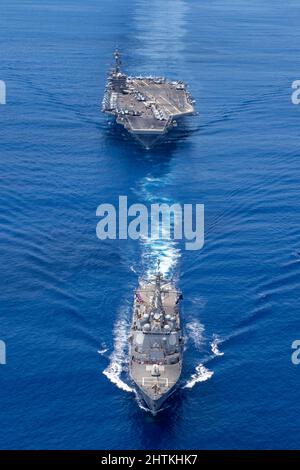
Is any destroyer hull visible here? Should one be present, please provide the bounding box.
[130,366,181,414]
[129,337,183,413]
[138,382,178,415]
[129,263,183,414]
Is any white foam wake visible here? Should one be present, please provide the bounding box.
[135,176,182,279]
[183,364,214,389]
[103,315,133,393]
[142,236,181,278]
[97,348,108,356]
[130,265,137,274]
[211,335,224,357]
[186,321,205,350]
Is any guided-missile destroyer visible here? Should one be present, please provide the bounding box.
[102,50,195,149]
[129,263,184,414]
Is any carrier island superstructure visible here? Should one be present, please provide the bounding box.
[102,50,195,149]
[129,264,184,413]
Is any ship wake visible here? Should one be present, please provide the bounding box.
[186,320,205,350]
[134,175,182,280]
[211,335,224,357]
[184,322,224,389]
[183,364,214,389]
[103,312,133,393]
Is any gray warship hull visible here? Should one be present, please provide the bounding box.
[133,361,182,413]
[102,50,195,149]
[129,268,183,414]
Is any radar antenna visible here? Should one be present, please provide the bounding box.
[114,48,122,73]
[152,259,165,314]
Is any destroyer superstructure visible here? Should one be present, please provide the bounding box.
[129,264,184,413]
[102,50,195,148]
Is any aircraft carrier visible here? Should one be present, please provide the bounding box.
[102,50,195,149]
[129,263,184,414]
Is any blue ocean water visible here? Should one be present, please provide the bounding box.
[1,0,300,450]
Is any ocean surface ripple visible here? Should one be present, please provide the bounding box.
[1,0,300,450]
